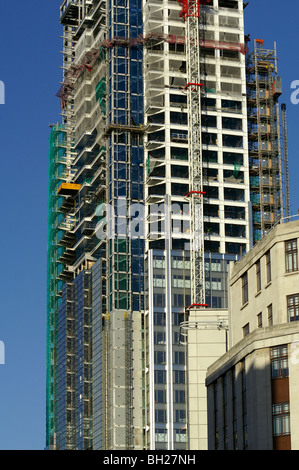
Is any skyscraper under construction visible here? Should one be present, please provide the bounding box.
[47,0,287,450]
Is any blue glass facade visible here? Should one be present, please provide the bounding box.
[107,0,144,315]
[54,259,104,450]
[56,271,93,450]
[205,252,239,309]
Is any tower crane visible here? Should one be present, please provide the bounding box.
[178,0,211,309]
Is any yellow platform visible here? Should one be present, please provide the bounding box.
[57,183,81,196]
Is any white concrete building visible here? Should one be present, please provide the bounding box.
[229,218,299,346]
[144,0,251,258]
[144,0,251,450]
[181,308,229,449]
[206,218,299,450]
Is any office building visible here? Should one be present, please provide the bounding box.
[206,219,299,450]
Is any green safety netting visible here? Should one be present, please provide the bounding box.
[147,154,165,176]
[95,78,106,114]
[233,162,241,179]
[46,124,67,446]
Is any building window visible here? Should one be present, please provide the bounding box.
[287,294,299,322]
[173,312,185,326]
[154,332,166,345]
[155,409,167,423]
[175,409,186,423]
[175,429,187,443]
[256,260,261,292]
[172,293,185,307]
[153,256,165,269]
[154,294,165,308]
[153,275,165,288]
[285,239,298,273]
[174,351,185,365]
[257,312,263,328]
[266,251,271,283]
[271,345,289,379]
[155,429,167,443]
[272,403,290,437]
[154,312,166,326]
[243,323,249,337]
[154,351,166,365]
[174,370,185,384]
[268,304,273,326]
[175,390,185,404]
[242,272,248,304]
[154,370,166,384]
[155,390,166,403]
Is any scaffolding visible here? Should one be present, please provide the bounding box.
[281,103,291,219]
[47,0,108,450]
[57,31,247,109]
[247,39,283,242]
[47,124,68,449]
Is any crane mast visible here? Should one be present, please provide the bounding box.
[179,0,208,308]
[281,103,291,219]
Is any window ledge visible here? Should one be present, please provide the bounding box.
[285,270,299,277]
[241,301,249,311]
[255,290,261,298]
[265,281,272,289]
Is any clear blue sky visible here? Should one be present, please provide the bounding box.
[0,0,297,450]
